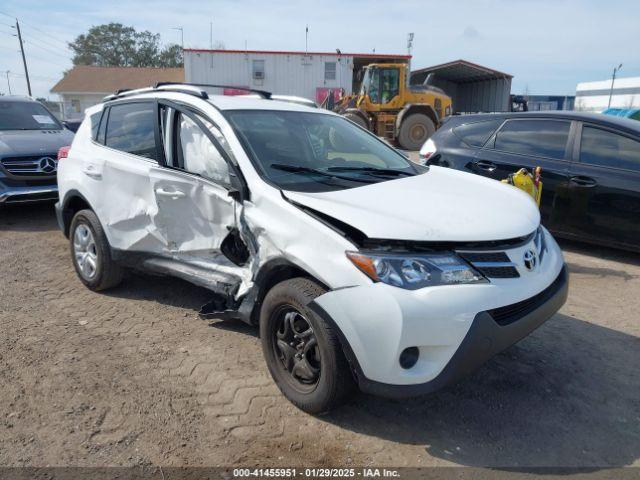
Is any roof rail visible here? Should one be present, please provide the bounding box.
[155,82,272,99]
[103,84,209,102]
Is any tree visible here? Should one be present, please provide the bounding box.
[68,23,183,68]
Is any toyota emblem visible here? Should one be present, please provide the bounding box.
[38,157,57,174]
[523,249,538,271]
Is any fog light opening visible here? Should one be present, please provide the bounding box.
[399,347,420,370]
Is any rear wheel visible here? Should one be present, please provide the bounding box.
[398,113,436,151]
[70,209,123,291]
[260,278,356,414]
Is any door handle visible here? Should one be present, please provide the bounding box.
[475,160,497,172]
[570,176,597,188]
[82,165,102,179]
[155,187,186,198]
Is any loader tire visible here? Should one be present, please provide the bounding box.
[398,113,435,151]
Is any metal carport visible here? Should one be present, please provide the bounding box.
[411,59,513,113]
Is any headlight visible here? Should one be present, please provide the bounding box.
[346,251,486,290]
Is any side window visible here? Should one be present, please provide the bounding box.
[580,126,640,171]
[380,68,399,104]
[167,110,230,184]
[368,68,380,104]
[494,119,570,160]
[453,119,503,147]
[105,103,158,160]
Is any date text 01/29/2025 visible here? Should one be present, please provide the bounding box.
[232,468,401,477]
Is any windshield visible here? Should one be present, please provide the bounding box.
[0,101,62,131]
[225,110,421,192]
[359,68,372,96]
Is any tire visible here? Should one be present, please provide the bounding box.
[69,209,123,291]
[260,277,356,414]
[343,112,368,130]
[397,113,436,151]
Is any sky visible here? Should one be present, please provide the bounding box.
[0,0,638,99]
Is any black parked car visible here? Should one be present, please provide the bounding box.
[420,111,640,252]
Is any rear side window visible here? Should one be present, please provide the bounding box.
[453,119,503,147]
[105,103,158,160]
[90,112,101,140]
[494,119,570,160]
[580,126,640,171]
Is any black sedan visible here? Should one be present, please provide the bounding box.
[421,111,640,253]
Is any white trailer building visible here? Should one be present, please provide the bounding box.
[575,76,640,112]
[183,49,411,103]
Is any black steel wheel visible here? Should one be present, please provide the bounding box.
[272,307,321,393]
[260,277,356,413]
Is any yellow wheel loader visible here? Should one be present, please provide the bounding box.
[334,63,452,150]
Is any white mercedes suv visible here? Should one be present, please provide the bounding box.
[55,84,568,413]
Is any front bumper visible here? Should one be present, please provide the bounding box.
[0,180,58,204]
[311,229,568,398]
[354,266,567,398]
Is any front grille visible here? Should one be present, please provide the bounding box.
[488,269,565,326]
[1,154,58,177]
[459,251,510,263]
[458,251,520,279]
[477,266,520,278]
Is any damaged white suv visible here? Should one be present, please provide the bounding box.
[56,85,568,413]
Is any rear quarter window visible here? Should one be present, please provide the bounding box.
[90,112,102,140]
[452,119,503,147]
[580,126,640,171]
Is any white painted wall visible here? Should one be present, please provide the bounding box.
[58,93,107,120]
[575,76,640,112]
[185,51,353,101]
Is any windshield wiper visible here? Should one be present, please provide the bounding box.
[326,166,414,177]
[270,163,375,183]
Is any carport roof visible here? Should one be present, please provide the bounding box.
[412,59,513,83]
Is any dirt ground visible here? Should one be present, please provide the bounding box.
[0,202,638,469]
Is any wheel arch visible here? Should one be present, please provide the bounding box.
[248,258,330,326]
[60,189,93,237]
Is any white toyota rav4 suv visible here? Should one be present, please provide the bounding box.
[56,85,568,413]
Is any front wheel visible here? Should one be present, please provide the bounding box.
[260,278,356,414]
[397,113,436,151]
[69,209,123,291]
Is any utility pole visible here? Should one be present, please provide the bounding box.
[210,22,213,49]
[15,20,32,96]
[305,25,309,55]
[407,33,414,87]
[172,26,184,51]
[607,63,623,109]
[5,71,11,95]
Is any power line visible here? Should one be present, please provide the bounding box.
[22,34,71,60]
[0,10,71,50]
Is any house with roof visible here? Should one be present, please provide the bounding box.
[50,66,184,120]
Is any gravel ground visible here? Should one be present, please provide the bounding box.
[0,202,638,469]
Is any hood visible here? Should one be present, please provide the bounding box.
[284,166,540,242]
[0,129,75,157]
